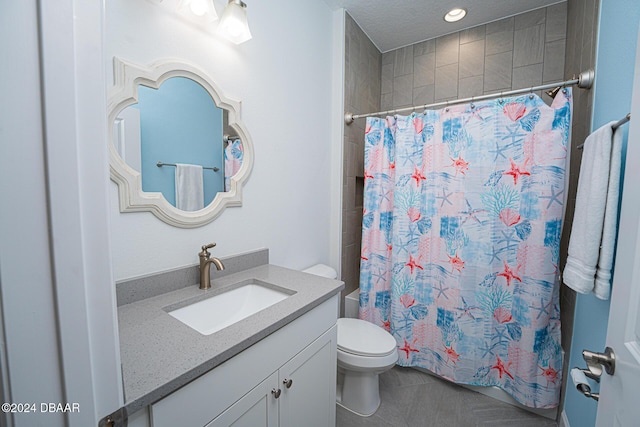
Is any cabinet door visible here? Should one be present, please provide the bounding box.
[207,371,279,427]
[279,325,337,427]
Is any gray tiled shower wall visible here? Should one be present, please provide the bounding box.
[381,4,568,110]
[342,13,382,312]
[342,4,569,311]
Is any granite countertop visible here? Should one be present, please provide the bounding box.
[118,264,344,414]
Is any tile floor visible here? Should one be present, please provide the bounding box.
[336,366,558,427]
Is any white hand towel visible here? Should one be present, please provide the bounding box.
[593,127,623,300]
[175,163,204,211]
[563,122,617,298]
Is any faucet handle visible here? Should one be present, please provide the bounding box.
[199,243,216,257]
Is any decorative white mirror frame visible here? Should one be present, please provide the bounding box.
[107,57,254,228]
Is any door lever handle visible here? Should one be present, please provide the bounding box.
[582,346,615,378]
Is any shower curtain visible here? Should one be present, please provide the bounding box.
[224,139,243,191]
[359,89,572,409]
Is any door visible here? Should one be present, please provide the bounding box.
[279,326,337,427]
[595,31,640,427]
[207,371,279,427]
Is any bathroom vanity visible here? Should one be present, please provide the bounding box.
[107,57,343,426]
[117,253,343,427]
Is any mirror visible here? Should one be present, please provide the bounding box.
[114,77,240,207]
[108,57,253,228]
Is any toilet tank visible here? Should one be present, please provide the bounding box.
[302,264,337,279]
[303,264,359,318]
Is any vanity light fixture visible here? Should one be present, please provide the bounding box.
[444,7,467,23]
[217,0,252,44]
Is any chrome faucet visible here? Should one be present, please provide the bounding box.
[198,243,225,290]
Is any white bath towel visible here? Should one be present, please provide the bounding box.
[175,163,204,211]
[563,122,620,299]
[593,127,623,299]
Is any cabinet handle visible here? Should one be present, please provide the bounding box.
[283,378,293,389]
[271,388,281,399]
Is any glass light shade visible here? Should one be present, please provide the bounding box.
[444,8,467,23]
[217,0,252,44]
[189,0,208,16]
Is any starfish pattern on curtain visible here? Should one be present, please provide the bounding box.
[359,89,572,408]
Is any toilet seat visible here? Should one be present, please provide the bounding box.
[337,318,397,357]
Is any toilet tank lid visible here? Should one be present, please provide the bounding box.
[302,264,337,279]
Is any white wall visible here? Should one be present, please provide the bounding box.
[107,0,340,280]
[2,1,122,425]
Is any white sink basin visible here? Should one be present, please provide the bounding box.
[168,282,291,335]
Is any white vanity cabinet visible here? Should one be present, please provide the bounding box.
[207,371,279,427]
[209,326,337,427]
[149,295,338,427]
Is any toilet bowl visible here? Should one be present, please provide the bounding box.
[302,265,399,417]
[336,318,398,416]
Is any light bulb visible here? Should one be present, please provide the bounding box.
[189,0,208,16]
[217,1,252,44]
[444,8,467,23]
[225,18,243,37]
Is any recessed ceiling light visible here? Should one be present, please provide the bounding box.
[444,8,467,23]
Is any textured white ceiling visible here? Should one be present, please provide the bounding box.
[325,0,565,52]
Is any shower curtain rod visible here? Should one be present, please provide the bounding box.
[344,69,595,125]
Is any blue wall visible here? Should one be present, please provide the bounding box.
[138,77,224,207]
[563,1,639,425]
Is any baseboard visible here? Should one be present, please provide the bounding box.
[558,410,570,427]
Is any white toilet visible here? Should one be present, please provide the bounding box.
[303,265,399,417]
